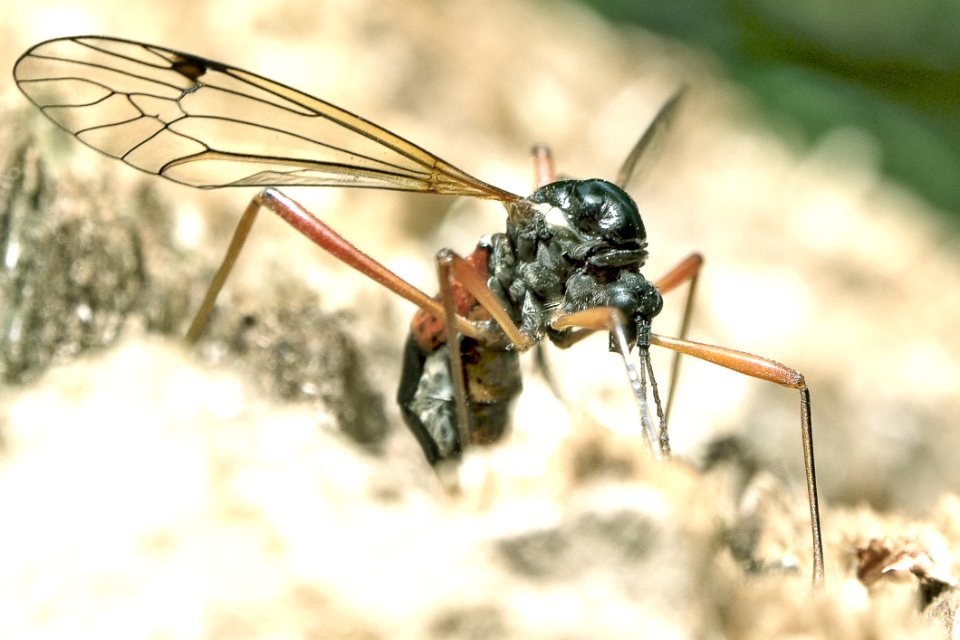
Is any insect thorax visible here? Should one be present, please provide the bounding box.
[491,179,663,348]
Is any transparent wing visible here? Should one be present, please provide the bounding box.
[614,87,686,190]
[14,36,519,200]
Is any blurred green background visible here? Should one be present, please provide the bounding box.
[580,0,960,218]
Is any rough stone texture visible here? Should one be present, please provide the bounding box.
[1,0,959,638]
[0,110,386,449]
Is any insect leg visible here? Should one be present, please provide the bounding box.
[435,249,535,352]
[186,194,261,343]
[649,332,824,586]
[531,144,557,188]
[653,253,705,423]
[434,248,536,452]
[551,307,665,458]
[186,188,484,342]
[436,254,474,452]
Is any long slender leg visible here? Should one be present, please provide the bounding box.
[436,253,475,453]
[434,249,535,352]
[534,251,703,353]
[191,189,532,459]
[186,188,483,343]
[551,306,665,458]
[655,253,703,296]
[653,252,704,423]
[431,247,539,455]
[531,144,557,187]
[186,194,262,343]
[649,333,824,586]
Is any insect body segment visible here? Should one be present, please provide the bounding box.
[400,242,522,462]
[399,178,664,464]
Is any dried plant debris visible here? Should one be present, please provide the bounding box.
[855,534,960,638]
[856,535,957,593]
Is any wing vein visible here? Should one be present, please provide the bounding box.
[13,35,520,200]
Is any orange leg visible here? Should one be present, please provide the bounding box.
[653,252,704,422]
[434,248,538,448]
[186,188,483,343]
[649,333,824,586]
[188,189,536,460]
[654,252,703,295]
[554,305,824,585]
[531,144,557,188]
[551,306,666,457]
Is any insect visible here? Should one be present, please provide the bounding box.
[14,36,824,584]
